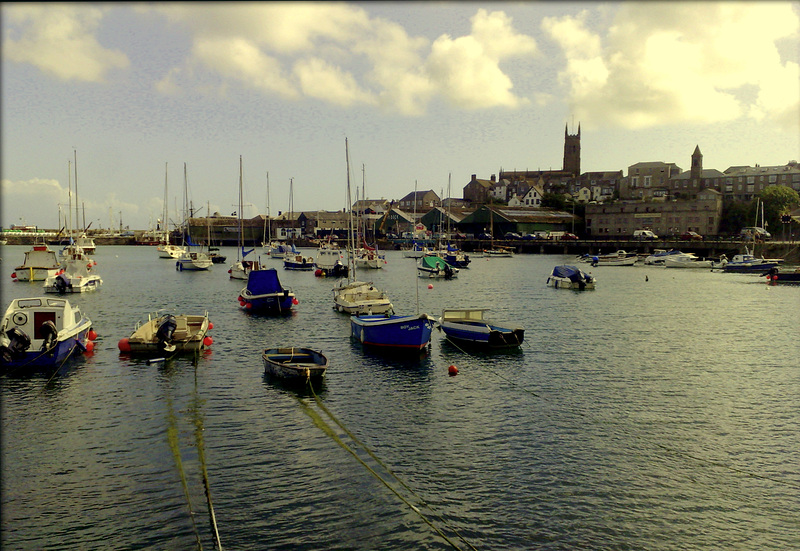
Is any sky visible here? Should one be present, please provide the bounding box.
[2,1,799,231]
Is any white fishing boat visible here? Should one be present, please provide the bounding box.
[12,244,61,281]
[314,241,349,278]
[0,296,96,371]
[546,265,596,290]
[664,254,716,269]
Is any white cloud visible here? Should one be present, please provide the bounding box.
[544,3,800,131]
[150,4,536,114]
[2,4,128,82]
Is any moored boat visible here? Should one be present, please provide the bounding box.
[722,251,782,273]
[44,244,103,293]
[763,266,800,283]
[0,296,95,371]
[12,244,61,281]
[314,243,349,278]
[350,313,434,350]
[118,311,212,356]
[262,347,328,380]
[238,268,297,313]
[546,265,596,290]
[437,308,524,348]
[417,255,459,278]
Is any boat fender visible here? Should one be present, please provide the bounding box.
[39,321,59,354]
[203,336,213,347]
[0,327,32,361]
[448,365,459,376]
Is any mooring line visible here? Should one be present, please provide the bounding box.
[296,382,475,551]
[445,338,800,492]
[166,393,204,550]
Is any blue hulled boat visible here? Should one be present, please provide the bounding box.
[238,268,296,313]
[0,296,95,371]
[350,313,434,350]
[437,308,524,349]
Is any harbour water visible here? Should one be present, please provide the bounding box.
[1,244,799,550]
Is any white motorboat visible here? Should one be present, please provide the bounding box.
[0,296,95,370]
[546,265,596,290]
[314,243,349,278]
[44,244,102,293]
[643,249,692,265]
[664,254,716,268]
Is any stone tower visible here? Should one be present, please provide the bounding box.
[563,123,581,176]
[690,145,702,180]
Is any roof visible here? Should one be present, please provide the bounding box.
[672,168,726,180]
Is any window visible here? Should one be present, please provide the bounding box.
[644,175,652,187]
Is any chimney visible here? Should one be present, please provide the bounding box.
[491,174,496,182]
[471,174,477,181]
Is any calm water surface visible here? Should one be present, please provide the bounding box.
[1,244,798,550]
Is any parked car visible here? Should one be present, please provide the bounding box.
[633,229,658,240]
[680,231,703,240]
[560,232,579,240]
[521,233,538,240]
[504,232,521,240]
[740,227,771,240]
[477,233,493,240]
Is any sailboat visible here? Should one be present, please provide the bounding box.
[333,138,393,315]
[261,172,283,257]
[157,163,187,259]
[229,156,261,279]
[175,163,212,271]
[354,165,385,269]
[282,178,314,271]
[482,207,513,257]
[432,174,470,268]
[44,153,103,293]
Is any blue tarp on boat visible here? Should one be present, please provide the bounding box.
[246,268,285,295]
[551,265,591,283]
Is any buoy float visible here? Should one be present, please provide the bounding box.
[315,269,322,277]
[84,340,95,353]
[245,302,252,309]
[11,272,16,279]
[203,336,213,347]
[118,338,131,352]
[88,329,97,341]
[448,364,459,376]
[292,297,299,305]
[428,283,433,289]
[208,322,213,330]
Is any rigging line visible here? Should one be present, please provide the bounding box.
[167,393,204,551]
[445,338,800,492]
[293,392,468,551]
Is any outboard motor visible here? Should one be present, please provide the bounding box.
[444,264,454,280]
[0,328,32,362]
[39,321,59,355]
[155,315,178,353]
[54,273,69,294]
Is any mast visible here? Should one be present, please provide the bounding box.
[68,160,73,243]
[262,172,270,246]
[162,162,169,243]
[73,150,79,236]
[238,155,244,258]
[345,138,356,277]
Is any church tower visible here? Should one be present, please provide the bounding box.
[563,123,581,176]
[690,145,703,180]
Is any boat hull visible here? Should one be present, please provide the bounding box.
[438,308,524,349]
[546,277,596,290]
[333,281,393,315]
[119,313,211,356]
[0,297,93,370]
[350,314,433,349]
[262,347,328,380]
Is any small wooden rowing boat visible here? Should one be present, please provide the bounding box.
[262,347,328,380]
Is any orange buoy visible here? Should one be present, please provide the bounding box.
[84,340,95,353]
[88,329,97,341]
[208,322,213,330]
[118,338,131,352]
[428,283,433,289]
[203,336,213,347]
[448,364,459,376]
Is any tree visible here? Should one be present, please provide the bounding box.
[759,185,800,231]
[541,192,567,211]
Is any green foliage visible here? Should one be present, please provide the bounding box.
[541,192,566,210]
[759,185,800,231]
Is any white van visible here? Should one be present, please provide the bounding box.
[633,230,658,240]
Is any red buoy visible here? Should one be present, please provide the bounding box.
[448,365,459,376]
[208,322,213,330]
[88,329,97,341]
[245,302,252,309]
[315,269,323,277]
[203,336,213,347]
[428,284,433,290]
[292,297,299,305]
[84,340,95,353]
[11,272,17,279]
[118,338,131,352]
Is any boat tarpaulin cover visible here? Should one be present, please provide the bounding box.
[551,265,588,282]
[246,268,284,295]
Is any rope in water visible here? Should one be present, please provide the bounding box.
[444,336,800,492]
[167,392,204,550]
[299,375,477,551]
